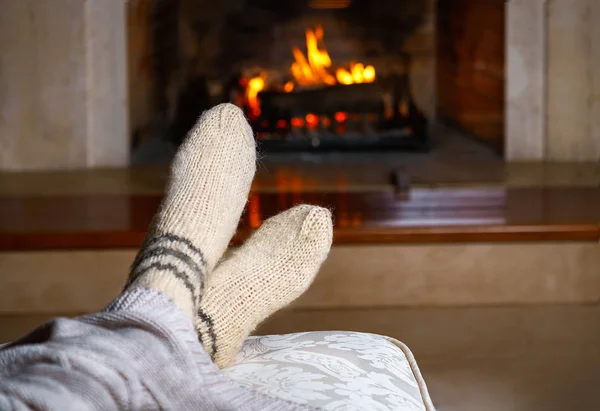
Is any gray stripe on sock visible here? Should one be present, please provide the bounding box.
[132,262,198,299]
[196,308,218,360]
[135,233,207,268]
[132,247,204,279]
[128,258,202,308]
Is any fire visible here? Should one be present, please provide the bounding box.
[283,81,295,92]
[291,26,336,86]
[245,74,265,118]
[243,26,376,119]
[334,112,348,122]
[336,69,353,85]
[305,113,319,128]
[362,65,376,82]
[291,25,375,87]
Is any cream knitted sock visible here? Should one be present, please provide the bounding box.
[195,204,333,368]
[124,103,256,321]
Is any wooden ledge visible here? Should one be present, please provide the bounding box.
[0,187,598,251]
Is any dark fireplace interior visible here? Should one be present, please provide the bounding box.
[219,1,430,152]
[128,0,504,162]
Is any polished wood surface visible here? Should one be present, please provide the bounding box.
[0,186,597,251]
[437,0,505,149]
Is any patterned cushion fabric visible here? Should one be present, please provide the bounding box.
[224,331,435,411]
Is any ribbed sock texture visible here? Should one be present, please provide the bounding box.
[123,103,256,321]
[196,205,333,368]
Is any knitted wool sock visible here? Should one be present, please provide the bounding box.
[124,103,256,321]
[195,204,333,368]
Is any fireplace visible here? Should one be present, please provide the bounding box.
[231,21,430,153]
[141,0,435,152]
[250,74,429,152]
[128,0,505,160]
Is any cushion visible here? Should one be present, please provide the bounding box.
[224,331,435,410]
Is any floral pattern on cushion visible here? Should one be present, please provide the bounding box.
[224,331,435,411]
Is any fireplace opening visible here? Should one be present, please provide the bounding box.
[128,0,505,162]
[233,24,429,152]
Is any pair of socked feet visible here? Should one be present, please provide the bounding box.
[124,103,333,369]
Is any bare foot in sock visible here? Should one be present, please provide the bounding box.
[196,205,333,368]
[124,103,255,321]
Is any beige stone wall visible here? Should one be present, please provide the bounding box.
[506,0,600,162]
[546,0,600,161]
[0,242,597,315]
[505,0,546,160]
[0,0,128,171]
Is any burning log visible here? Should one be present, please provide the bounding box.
[258,82,385,116]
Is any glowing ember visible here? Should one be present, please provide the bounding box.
[283,81,295,92]
[334,112,348,123]
[305,113,319,128]
[291,117,304,128]
[399,100,409,117]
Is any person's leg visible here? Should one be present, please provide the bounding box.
[0,103,331,410]
[0,103,254,409]
[0,286,326,410]
[124,102,256,322]
[0,288,211,410]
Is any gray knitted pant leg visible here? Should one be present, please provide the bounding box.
[0,288,312,411]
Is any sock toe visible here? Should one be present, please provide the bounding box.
[196,205,333,367]
[150,102,256,270]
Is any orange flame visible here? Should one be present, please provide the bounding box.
[291,26,336,86]
[245,74,265,118]
[290,26,375,87]
[283,81,295,92]
[244,26,376,114]
[362,65,376,82]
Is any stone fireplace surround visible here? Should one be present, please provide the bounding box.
[0,0,599,171]
[507,0,600,161]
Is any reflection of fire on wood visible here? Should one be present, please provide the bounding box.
[244,25,376,118]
